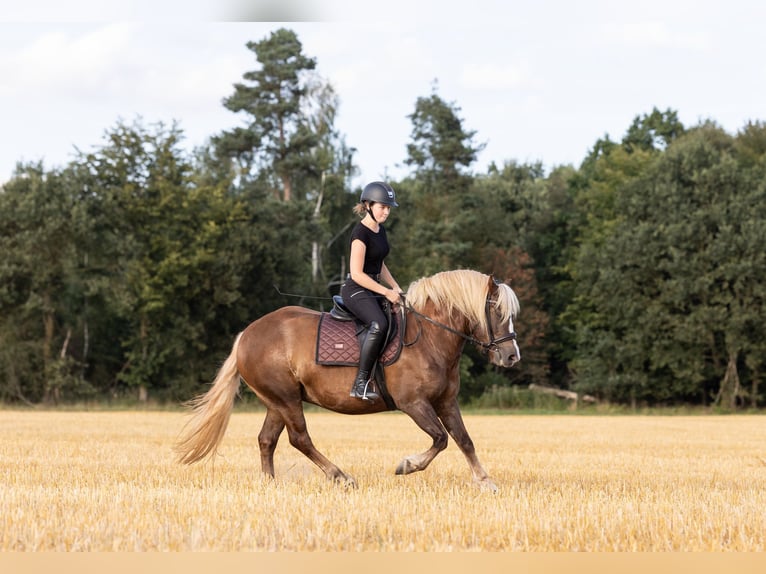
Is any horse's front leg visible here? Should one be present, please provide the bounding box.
[436,398,497,492]
[396,400,449,475]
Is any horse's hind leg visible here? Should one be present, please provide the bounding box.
[267,401,357,488]
[436,399,498,492]
[396,400,449,475]
[258,409,285,477]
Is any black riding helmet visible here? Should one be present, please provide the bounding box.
[360,181,399,207]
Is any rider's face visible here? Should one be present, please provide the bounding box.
[371,203,391,222]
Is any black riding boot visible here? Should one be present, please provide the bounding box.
[350,321,384,400]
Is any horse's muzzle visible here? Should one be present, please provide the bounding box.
[489,339,521,368]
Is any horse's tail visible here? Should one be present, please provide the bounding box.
[174,332,244,465]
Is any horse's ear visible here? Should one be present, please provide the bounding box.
[488,274,501,294]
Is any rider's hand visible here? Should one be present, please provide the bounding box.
[386,288,401,305]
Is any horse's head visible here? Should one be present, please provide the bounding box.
[482,275,521,368]
[405,269,521,367]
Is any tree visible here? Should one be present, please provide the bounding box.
[212,28,358,306]
[0,163,83,403]
[473,161,577,389]
[405,83,485,181]
[564,114,678,402]
[301,78,358,294]
[622,107,685,153]
[487,247,550,387]
[74,119,252,400]
[215,28,318,202]
[398,84,485,279]
[570,122,766,407]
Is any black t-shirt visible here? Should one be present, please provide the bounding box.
[350,222,390,277]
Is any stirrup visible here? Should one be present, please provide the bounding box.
[350,378,379,401]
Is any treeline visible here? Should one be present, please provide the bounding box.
[2,28,765,409]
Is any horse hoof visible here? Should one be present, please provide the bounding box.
[334,474,357,489]
[476,478,498,493]
[395,458,415,475]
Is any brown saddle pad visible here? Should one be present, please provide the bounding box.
[315,313,402,366]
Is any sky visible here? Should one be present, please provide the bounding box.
[2,0,765,188]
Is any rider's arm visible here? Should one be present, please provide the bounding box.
[380,262,402,295]
[349,239,400,304]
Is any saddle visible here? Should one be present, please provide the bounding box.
[315,296,403,367]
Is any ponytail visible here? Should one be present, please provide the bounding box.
[353,202,370,217]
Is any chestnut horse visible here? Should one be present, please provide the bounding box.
[174,269,520,491]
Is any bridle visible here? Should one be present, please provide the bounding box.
[481,296,518,353]
[402,293,517,354]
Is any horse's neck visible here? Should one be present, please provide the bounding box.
[412,304,470,352]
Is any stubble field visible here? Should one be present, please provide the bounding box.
[1,409,765,551]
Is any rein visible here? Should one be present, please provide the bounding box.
[402,295,516,354]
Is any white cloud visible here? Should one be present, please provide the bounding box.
[604,20,710,52]
[3,23,135,98]
[1,23,250,125]
[1,0,217,22]
[459,61,535,91]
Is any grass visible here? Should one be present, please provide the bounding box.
[2,410,766,550]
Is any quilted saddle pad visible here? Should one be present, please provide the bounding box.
[315,313,402,366]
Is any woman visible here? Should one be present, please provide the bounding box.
[341,181,403,400]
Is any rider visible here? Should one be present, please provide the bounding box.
[341,181,403,400]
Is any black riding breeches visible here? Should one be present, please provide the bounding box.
[340,279,389,333]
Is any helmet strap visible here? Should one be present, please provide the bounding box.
[365,202,377,223]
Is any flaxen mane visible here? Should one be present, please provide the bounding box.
[406,269,519,335]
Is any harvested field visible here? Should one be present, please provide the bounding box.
[1,410,765,551]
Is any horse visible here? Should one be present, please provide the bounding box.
[174,269,521,491]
